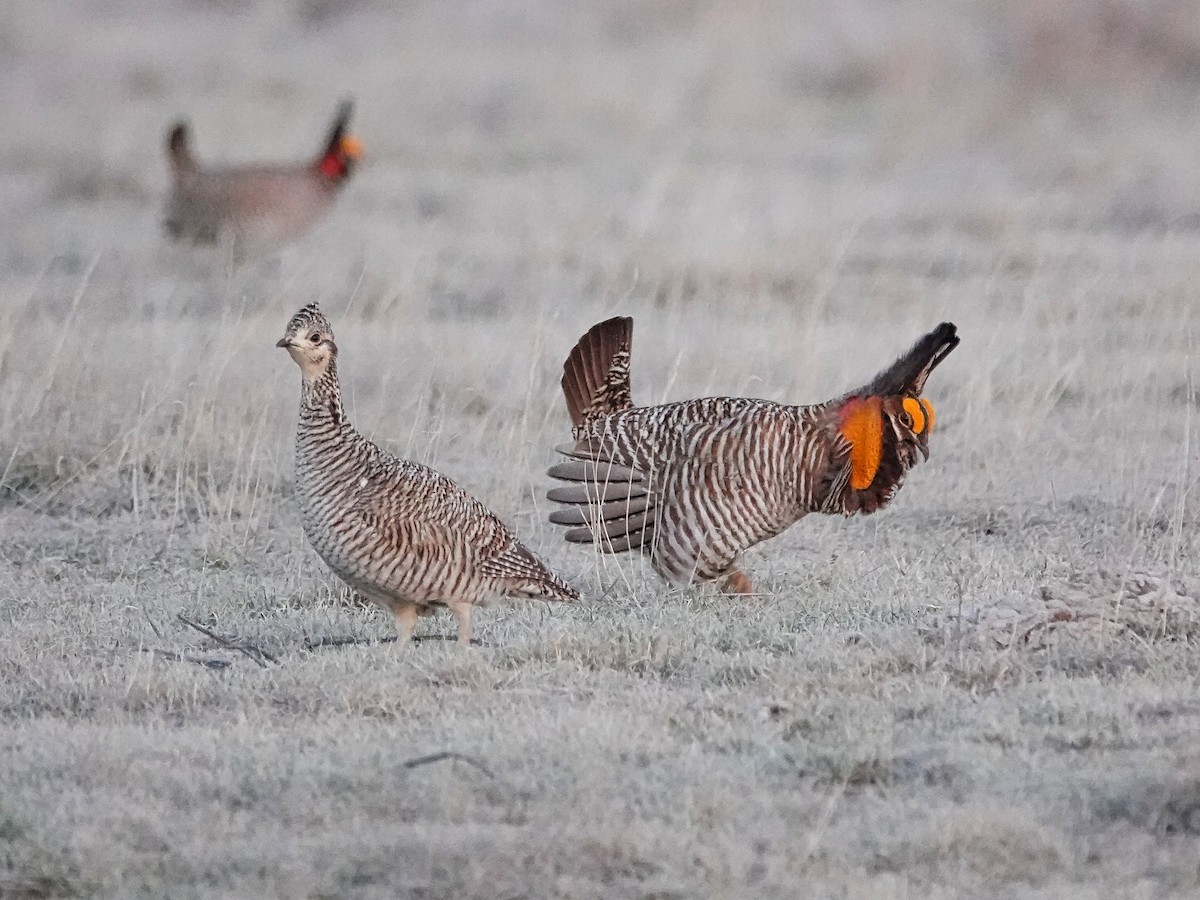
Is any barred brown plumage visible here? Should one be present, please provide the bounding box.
[278,303,579,646]
[164,102,361,263]
[547,317,959,594]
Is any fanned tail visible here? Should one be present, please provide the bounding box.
[859,322,959,397]
[561,316,634,431]
[166,122,193,172]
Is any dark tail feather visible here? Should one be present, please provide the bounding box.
[167,122,193,171]
[320,99,354,158]
[561,316,634,429]
[861,322,959,396]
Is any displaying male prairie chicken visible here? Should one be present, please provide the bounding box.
[278,303,579,646]
[164,101,361,262]
[547,317,959,593]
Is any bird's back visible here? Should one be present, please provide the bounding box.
[165,164,339,257]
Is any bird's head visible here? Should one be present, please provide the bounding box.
[277,303,337,382]
[837,394,937,490]
[831,323,958,515]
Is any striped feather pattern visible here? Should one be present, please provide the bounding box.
[561,316,634,429]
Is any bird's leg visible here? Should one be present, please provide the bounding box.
[447,602,474,647]
[392,603,420,647]
[720,567,754,595]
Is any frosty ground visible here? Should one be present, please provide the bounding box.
[2,1,1200,897]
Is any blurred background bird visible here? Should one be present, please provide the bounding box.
[163,101,361,264]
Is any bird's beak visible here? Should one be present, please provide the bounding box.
[918,441,930,462]
[276,337,292,348]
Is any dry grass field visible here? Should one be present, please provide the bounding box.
[3,1,1200,897]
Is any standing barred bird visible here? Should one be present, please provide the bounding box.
[547,318,959,593]
[278,304,579,646]
[164,101,361,263]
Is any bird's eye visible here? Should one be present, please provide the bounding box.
[898,410,913,429]
[308,331,322,343]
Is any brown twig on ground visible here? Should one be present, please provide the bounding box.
[176,615,277,668]
[143,647,232,670]
[402,751,496,780]
[302,634,483,651]
[303,634,397,650]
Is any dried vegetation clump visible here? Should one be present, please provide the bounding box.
[935,569,1200,650]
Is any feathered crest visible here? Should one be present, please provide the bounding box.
[857,323,959,398]
[284,302,333,338]
[320,101,354,158]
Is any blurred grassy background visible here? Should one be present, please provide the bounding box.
[2,1,1200,897]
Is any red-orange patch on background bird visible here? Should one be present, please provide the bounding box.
[902,396,926,434]
[318,135,360,179]
[838,397,883,490]
[318,153,344,178]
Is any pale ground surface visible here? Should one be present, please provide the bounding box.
[3,1,1200,897]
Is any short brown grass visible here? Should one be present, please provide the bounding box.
[3,0,1200,897]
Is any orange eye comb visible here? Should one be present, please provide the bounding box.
[902,397,925,433]
[839,397,883,490]
[339,135,363,158]
[920,398,935,432]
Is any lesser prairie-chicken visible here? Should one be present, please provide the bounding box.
[164,102,361,262]
[547,317,959,593]
[278,304,578,646]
